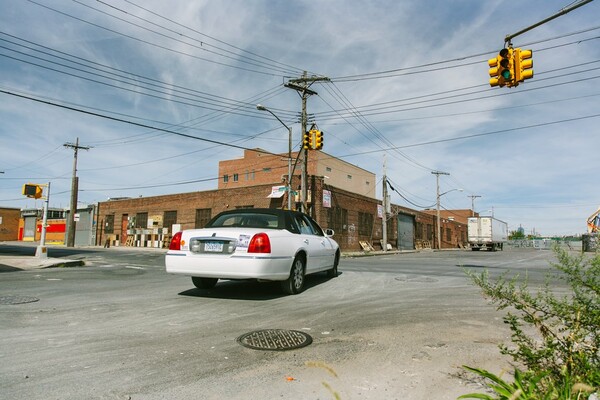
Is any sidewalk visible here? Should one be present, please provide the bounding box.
[0,255,84,272]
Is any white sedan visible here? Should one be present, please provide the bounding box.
[165,208,340,294]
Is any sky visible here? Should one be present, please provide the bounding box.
[1,0,599,237]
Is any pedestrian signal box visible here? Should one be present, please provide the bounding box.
[22,183,43,199]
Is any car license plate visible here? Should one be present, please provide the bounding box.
[204,241,223,252]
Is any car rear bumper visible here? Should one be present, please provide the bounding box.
[165,251,294,281]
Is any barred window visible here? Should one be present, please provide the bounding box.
[105,214,114,234]
[358,212,373,236]
[446,228,452,242]
[135,212,148,229]
[163,211,177,230]
[426,224,434,241]
[195,208,212,229]
[327,207,347,233]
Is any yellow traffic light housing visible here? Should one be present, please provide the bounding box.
[303,131,312,150]
[488,56,501,87]
[489,48,519,88]
[313,130,323,150]
[498,48,516,87]
[514,48,533,83]
[22,183,43,199]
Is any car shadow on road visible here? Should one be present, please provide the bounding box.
[178,272,339,301]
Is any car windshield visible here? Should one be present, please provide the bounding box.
[207,212,279,229]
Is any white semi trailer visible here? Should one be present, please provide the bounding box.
[467,217,508,251]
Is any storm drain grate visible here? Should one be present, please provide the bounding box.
[0,295,40,305]
[237,329,312,351]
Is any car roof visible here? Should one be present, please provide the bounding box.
[213,208,306,218]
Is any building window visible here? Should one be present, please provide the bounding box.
[223,174,229,183]
[446,228,452,242]
[135,212,148,229]
[416,222,424,240]
[358,212,373,236]
[233,173,239,182]
[195,208,212,228]
[347,174,352,180]
[48,210,66,219]
[105,214,114,234]
[426,224,433,241]
[327,207,347,233]
[326,167,332,172]
[366,181,370,186]
[262,167,271,172]
[163,211,177,231]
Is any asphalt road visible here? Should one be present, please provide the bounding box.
[0,245,569,400]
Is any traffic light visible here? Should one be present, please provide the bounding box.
[498,48,515,87]
[22,183,43,199]
[488,55,501,87]
[303,131,312,150]
[313,130,323,150]
[514,48,533,83]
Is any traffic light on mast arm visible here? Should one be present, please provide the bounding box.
[514,48,533,83]
[488,48,515,87]
[488,55,502,87]
[22,183,43,199]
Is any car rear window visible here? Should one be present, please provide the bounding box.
[208,213,279,229]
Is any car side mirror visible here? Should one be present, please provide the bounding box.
[325,228,335,237]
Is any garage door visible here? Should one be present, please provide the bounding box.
[397,213,414,250]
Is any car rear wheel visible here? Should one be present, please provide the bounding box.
[192,277,218,289]
[327,251,340,278]
[281,255,305,295]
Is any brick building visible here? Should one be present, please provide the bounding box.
[0,207,20,241]
[96,150,467,251]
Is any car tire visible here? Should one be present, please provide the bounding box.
[281,255,305,295]
[192,277,218,289]
[327,251,339,278]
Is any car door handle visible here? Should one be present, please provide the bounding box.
[304,239,309,244]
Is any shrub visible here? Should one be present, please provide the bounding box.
[459,247,599,399]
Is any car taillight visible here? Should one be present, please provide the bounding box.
[248,233,271,253]
[169,231,183,250]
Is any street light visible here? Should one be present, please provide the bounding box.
[435,187,463,250]
[256,104,293,210]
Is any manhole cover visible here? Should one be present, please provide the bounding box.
[237,329,312,351]
[0,295,40,305]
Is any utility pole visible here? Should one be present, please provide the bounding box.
[468,195,481,217]
[285,72,329,214]
[381,154,389,252]
[432,170,449,250]
[64,138,90,247]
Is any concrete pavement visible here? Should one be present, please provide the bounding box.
[0,254,84,272]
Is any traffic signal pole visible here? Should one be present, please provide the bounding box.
[504,0,593,45]
[35,182,50,258]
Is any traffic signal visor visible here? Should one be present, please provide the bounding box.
[23,183,43,199]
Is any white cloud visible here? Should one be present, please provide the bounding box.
[1,0,599,236]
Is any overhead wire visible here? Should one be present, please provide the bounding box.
[97,0,309,76]
[26,0,300,77]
